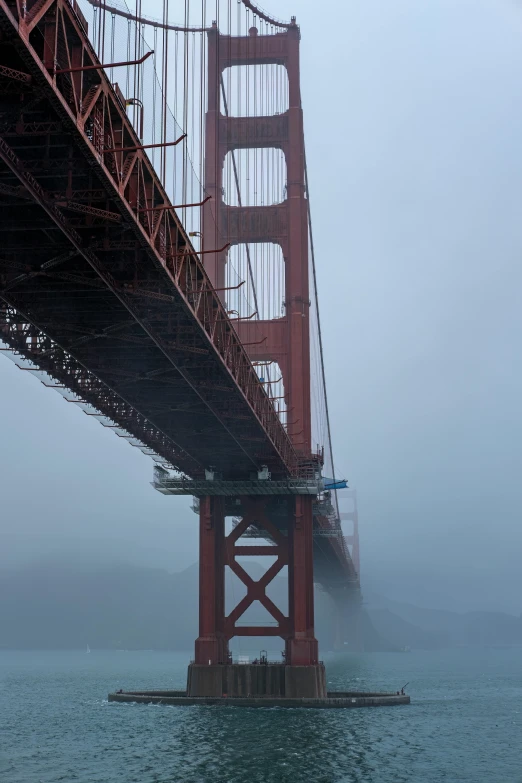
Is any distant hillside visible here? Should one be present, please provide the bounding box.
[0,561,197,651]
[2,560,519,652]
[366,608,443,650]
[366,594,522,649]
[0,559,368,651]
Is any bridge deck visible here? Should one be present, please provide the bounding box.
[0,0,297,480]
[0,0,357,586]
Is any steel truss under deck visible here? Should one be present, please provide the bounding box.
[0,0,298,480]
[0,0,361,666]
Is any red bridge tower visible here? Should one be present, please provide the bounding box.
[187,19,325,698]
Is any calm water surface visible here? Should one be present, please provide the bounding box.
[1,648,521,782]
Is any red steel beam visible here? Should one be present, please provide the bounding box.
[103,134,186,154]
[0,0,298,477]
[0,64,31,83]
[55,50,153,74]
[139,195,211,213]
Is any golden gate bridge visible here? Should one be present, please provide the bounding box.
[0,0,366,701]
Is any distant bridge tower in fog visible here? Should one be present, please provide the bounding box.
[327,489,363,652]
[341,490,360,579]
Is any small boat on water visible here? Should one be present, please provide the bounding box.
[86,644,91,654]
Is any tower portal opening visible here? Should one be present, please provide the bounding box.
[222,147,287,207]
[221,64,289,117]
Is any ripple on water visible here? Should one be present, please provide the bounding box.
[1,649,521,782]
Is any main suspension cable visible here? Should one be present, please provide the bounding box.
[304,145,340,515]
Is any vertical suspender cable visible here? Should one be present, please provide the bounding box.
[174,31,179,202]
[93,7,98,53]
[161,0,169,185]
[109,13,115,82]
[219,78,260,320]
[152,26,157,162]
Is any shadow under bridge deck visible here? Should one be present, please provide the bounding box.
[0,0,297,480]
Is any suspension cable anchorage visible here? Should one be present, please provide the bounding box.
[55,50,153,74]
[103,134,186,154]
[139,195,211,213]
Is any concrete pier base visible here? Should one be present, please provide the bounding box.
[108,688,410,709]
[109,662,410,709]
[187,663,326,699]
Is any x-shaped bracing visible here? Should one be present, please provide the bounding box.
[224,499,289,638]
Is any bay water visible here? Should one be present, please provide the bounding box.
[1,648,521,782]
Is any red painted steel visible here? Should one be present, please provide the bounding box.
[55,49,153,74]
[0,0,298,479]
[0,0,360,668]
[139,196,211,213]
[195,495,319,665]
[224,500,289,642]
[203,23,311,453]
[102,135,186,154]
[195,497,229,665]
[197,21,322,665]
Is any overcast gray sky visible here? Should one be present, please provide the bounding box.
[2,0,522,614]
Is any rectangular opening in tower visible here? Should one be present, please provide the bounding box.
[221,64,289,117]
[225,243,284,320]
[223,147,286,207]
